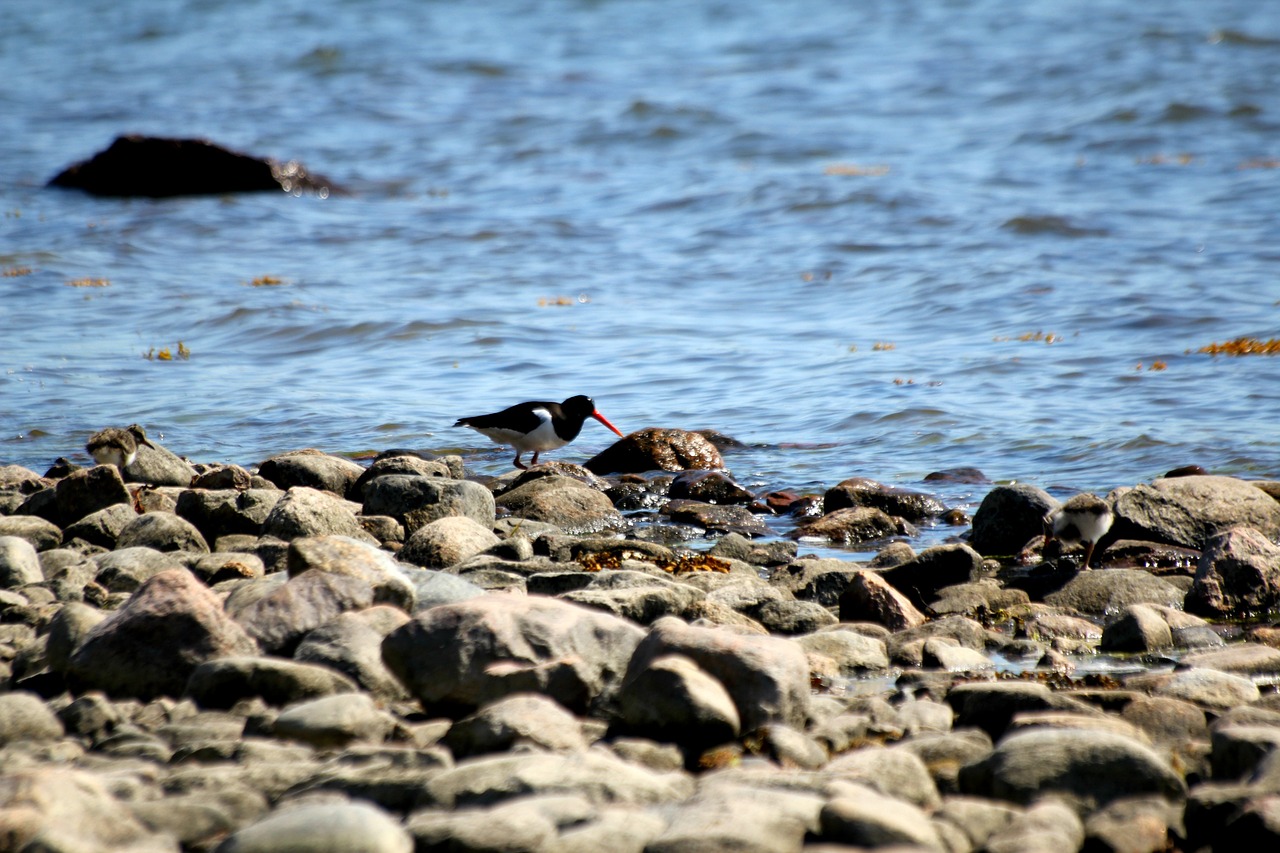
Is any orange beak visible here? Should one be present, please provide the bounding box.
[591,410,625,438]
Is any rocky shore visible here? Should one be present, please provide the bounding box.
[2,428,1280,852]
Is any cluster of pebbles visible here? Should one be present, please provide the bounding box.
[2,426,1280,852]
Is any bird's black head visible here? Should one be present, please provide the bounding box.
[560,395,596,418]
[127,424,155,448]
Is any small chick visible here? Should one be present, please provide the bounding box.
[86,424,154,468]
[1044,493,1114,570]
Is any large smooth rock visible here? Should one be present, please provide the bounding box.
[285,535,415,610]
[818,783,945,850]
[0,514,62,550]
[175,488,282,541]
[1043,569,1185,616]
[63,502,140,548]
[68,569,257,700]
[272,692,395,748]
[946,681,1102,741]
[293,607,410,701]
[496,475,624,535]
[1186,526,1280,617]
[648,782,823,853]
[616,653,741,749]
[382,595,646,716]
[794,629,890,673]
[1112,475,1280,549]
[93,546,186,592]
[50,134,338,198]
[824,477,946,521]
[398,515,500,569]
[826,746,942,809]
[790,506,900,545]
[443,693,591,758]
[215,800,410,853]
[0,535,43,587]
[257,450,364,497]
[958,727,1187,811]
[116,511,210,553]
[122,438,199,487]
[235,569,376,655]
[969,484,1057,555]
[185,656,358,708]
[584,427,723,474]
[623,616,811,731]
[837,569,929,629]
[0,691,65,745]
[560,570,705,626]
[49,464,132,526]
[261,486,376,542]
[362,475,495,534]
[879,543,985,610]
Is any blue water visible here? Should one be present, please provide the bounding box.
[3,0,1278,548]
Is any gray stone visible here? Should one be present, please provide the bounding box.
[69,568,257,700]
[561,570,705,625]
[362,474,496,534]
[497,475,624,535]
[0,691,65,744]
[1100,603,1174,652]
[1187,525,1280,616]
[351,454,452,500]
[236,569,376,655]
[837,568,928,629]
[123,438,198,487]
[257,450,365,497]
[1112,475,1280,549]
[970,483,1057,556]
[818,783,946,850]
[382,594,645,716]
[62,502,140,548]
[616,653,741,748]
[116,510,211,553]
[957,727,1186,811]
[794,628,889,673]
[185,656,358,708]
[398,515,500,569]
[183,551,266,585]
[294,607,410,701]
[398,566,487,611]
[272,692,395,748]
[93,546,185,592]
[1043,569,1185,616]
[0,535,43,587]
[443,693,590,758]
[262,486,376,542]
[984,798,1084,853]
[790,506,900,545]
[826,745,942,809]
[286,535,415,611]
[1154,667,1261,712]
[175,488,282,541]
[946,680,1102,741]
[45,601,106,674]
[216,800,411,853]
[649,782,823,853]
[0,513,63,551]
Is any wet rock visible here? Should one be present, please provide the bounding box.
[498,462,613,496]
[68,568,257,700]
[444,693,591,758]
[257,449,365,498]
[888,615,992,667]
[586,427,724,475]
[838,569,929,629]
[0,535,43,587]
[351,454,452,500]
[383,594,645,716]
[561,570,705,625]
[44,464,133,526]
[623,616,810,731]
[115,510,210,553]
[660,499,768,537]
[497,475,625,534]
[1043,569,1185,616]
[824,477,946,521]
[709,532,797,566]
[959,727,1186,811]
[398,515,500,568]
[1111,475,1280,549]
[216,800,410,853]
[63,502,139,548]
[969,483,1057,556]
[0,766,179,853]
[1180,643,1280,677]
[615,653,741,749]
[294,607,410,701]
[286,535,415,610]
[668,470,755,504]
[236,569,376,655]
[123,438,199,487]
[0,514,62,551]
[49,134,339,198]
[261,486,377,543]
[175,488,283,541]
[818,782,945,849]
[878,543,985,610]
[272,692,395,748]
[768,558,859,606]
[185,656,357,708]
[1100,603,1175,652]
[790,506,901,545]
[1186,525,1280,617]
[363,475,496,536]
[946,681,1102,741]
[421,748,693,808]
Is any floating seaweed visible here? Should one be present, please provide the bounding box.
[1197,336,1280,356]
[3,266,32,277]
[67,277,110,287]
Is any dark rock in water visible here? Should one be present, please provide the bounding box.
[668,470,755,505]
[924,467,989,484]
[584,427,724,474]
[789,506,902,545]
[708,532,796,566]
[661,500,768,538]
[48,135,340,198]
[1165,465,1209,478]
[823,477,946,522]
[692,429,747,450]
[496,475,624,535]
[969,484,1057,556]
[68,568,257,700]
[1186,526,1280,617]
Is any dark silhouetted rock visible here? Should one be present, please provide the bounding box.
[584,427,724,474]
[969,483,1057,556]
[1186,526,1280,617]
[824,477,946,521]
[49,135,339,198]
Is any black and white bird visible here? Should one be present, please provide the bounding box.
[85,424,154,469]
[1044,493,1114,570]
[454,395,624,469]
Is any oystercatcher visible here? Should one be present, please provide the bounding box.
[86,424,154,468]
[1044,493,1113,570]
[454,395,624,469]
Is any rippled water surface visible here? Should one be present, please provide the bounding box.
[3,0,1278,541]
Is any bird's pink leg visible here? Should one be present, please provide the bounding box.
[530,451,540,466]
[513,452,527,470]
